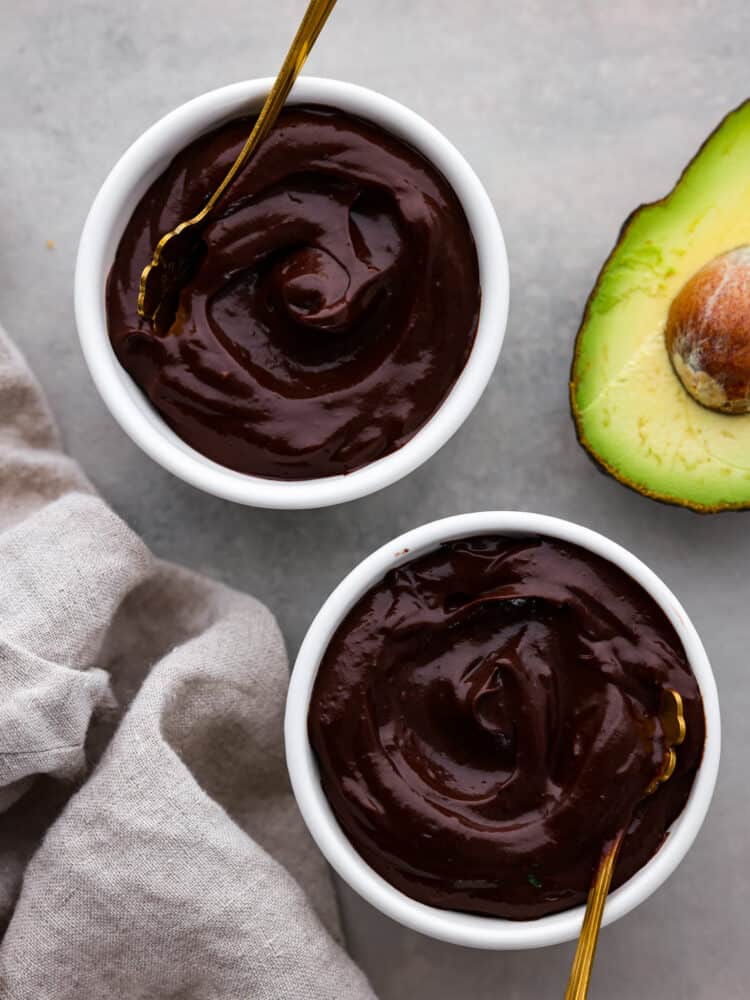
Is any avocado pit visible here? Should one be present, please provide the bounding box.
[665,246,750,414]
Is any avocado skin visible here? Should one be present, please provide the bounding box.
[570,97,750,514]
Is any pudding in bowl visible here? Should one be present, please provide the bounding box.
[308,532,704,920]
[106,105,481,481]
[285,512,720,948]
[76,78,509,508]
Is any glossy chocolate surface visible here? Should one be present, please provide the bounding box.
[106,106,480,480]
[308,535,705,920]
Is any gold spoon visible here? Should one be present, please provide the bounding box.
[564,688,687,1000]
[138,0,339,333]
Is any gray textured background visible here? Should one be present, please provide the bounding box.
[2,1,748,997]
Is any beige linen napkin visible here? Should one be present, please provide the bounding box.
[0,325,375,1000]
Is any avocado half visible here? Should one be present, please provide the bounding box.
[571,99,750,512]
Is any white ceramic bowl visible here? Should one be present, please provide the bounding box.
[285,511,720,949]
[75,78,509,509]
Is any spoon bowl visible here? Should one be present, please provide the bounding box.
[564,687,688,999]
[138,0,338,331]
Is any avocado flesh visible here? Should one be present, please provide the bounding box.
[572,99,750,512]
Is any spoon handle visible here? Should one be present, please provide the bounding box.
[564,831,624,1000]
[198,0,338,222]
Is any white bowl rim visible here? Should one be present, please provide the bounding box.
[284,511,721,950]
[74,77,509,509]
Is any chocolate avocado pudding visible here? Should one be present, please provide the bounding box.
[308,535,705,920]
[106,106,480,480]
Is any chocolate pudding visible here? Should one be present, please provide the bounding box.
[106,106,480,480]
[308,535,705,920]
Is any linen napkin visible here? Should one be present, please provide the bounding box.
[0,324,375,1000]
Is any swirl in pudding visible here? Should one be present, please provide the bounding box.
[106,106,480,480]
[308,535,706,920]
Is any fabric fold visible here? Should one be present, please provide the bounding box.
[0,325,375,1000]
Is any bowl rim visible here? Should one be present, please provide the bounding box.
[74,76,509,509]
[284,511,721,950]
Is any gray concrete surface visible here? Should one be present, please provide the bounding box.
[2,1,748,996]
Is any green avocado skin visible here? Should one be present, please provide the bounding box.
[571,99,750,513]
